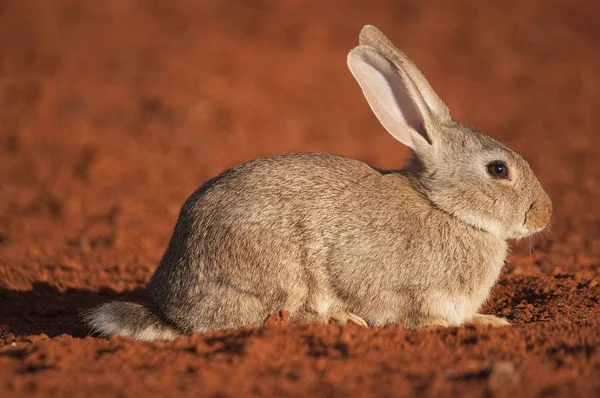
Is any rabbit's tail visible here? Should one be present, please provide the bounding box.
[83,301,181,341]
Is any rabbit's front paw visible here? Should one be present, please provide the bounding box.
[466,313,510,327]
[330,311,369,328]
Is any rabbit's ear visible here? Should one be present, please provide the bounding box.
[358,25,451,122]
[348,45,438,150]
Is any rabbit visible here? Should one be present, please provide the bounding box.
[84,25,552,341]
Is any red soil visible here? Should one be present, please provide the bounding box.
[0,1,599,396]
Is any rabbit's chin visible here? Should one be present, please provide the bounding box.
[461,212,543,240]
[506,224,549,241]
[460,212,508,239]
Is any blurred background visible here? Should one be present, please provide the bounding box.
[0,0,598,291]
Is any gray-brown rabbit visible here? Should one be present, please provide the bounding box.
[85,25,552,340]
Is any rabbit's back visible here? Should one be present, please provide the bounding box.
[148,153,386,330]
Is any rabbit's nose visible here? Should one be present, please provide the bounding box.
[544,203,553,217]
[533,194,553,225]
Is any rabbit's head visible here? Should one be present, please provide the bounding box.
[348,25,552,240]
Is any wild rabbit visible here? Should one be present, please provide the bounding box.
[85,25,552,340]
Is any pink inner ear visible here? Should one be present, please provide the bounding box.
[348,46,435,151]
[389,75,431,145]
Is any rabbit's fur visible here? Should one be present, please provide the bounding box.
[85,25,552,340]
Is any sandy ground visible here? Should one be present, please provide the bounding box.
[0,0,599,396]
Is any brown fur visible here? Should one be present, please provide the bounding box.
[84,26,552,340]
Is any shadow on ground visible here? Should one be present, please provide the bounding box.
[0,282,146,338]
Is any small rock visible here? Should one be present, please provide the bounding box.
[488,360,520,388]
[510,266,524,275]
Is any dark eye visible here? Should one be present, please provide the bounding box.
[487,161,509,179]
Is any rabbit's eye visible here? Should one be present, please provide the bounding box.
[487,162,509,179]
